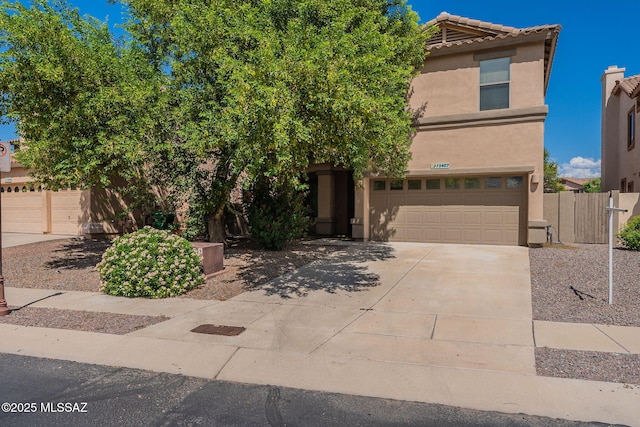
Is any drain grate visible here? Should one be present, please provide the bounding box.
[191,324,246,336]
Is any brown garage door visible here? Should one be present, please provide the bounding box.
[370,176,527,245]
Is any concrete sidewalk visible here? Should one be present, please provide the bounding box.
[1,242,639,425]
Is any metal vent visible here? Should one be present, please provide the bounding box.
[445,29,480,43]
[191,324,246,336]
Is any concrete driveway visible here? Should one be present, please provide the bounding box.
[132,241,535,374]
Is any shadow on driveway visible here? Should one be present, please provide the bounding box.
[245,243,396,299]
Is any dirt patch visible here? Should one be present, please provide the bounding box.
[3,237,343,300]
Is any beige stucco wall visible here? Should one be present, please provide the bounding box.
[619,192,640,229]
[601,66,640,192]
[410,42,546,116]
[409,121,544,170]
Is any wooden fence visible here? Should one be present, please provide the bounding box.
[543,192,629,244]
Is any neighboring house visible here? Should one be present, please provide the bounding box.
[601,65,640,193]
[560,177,591,193]
[0,139,139,236]
[311,13,561,246]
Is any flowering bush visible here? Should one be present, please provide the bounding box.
[96,226,205,298]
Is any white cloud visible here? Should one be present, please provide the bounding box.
[558,157,601,179]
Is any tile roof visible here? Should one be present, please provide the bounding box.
[561,177,592,186]
[424,12,561,94]
[616,75,640,98]
[426,12,561,50]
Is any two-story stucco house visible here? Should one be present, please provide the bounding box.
[601,65,640,193]
[311,13,561,246]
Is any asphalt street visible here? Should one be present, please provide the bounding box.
[0,353,612,427]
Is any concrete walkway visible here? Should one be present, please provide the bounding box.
[1,242,639,425]
[1,232,77,248]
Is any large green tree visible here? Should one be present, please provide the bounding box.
[1,0,429,242]
[543,148,563,193]
[0,0,166,208]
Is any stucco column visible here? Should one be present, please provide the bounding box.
[527,171,546,246]
[42,190,52,234]
[315,171,336,235]
[352,179,368,240]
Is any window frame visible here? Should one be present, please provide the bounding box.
[479,57,510,111]
[629,107,636,151]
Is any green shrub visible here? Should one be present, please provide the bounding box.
[243,179,310,250]
[96,226,205,298]
[619,216,640,250]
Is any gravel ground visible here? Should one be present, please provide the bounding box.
[2,238,639,385]
[1,307,168,335]
[535,348,640,385]
[530,243,640,326]
[530,243,640,385]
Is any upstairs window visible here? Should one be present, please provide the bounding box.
[629,108,636,150]
[480,57,510,110]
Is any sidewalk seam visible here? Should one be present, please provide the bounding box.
[531,320,537,347]
[213,347,240,379]
[593,324,630,353]
[430,315,438,340]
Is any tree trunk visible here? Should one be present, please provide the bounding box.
[208,210,226,243]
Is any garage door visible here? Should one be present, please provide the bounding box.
[1,185,85,235]
[370,176,527,245]
[0,185,44,233]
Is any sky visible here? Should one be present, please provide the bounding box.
[1,1,639,179]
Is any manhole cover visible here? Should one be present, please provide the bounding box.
[191,324,245,336]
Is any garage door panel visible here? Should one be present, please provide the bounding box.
[424,228,442,241]
[504,210,520,225]
[51,190,84,235]
[423,211,442,225]
[404,227,426,242]
[443,211,463,225]
[443,228,463,242]
[481,211,503,226]
[482,230,504,244]
[463,211,482,225]
[1,192,44,233]
[370,177,527,245]
[463,229,483,243]
[404,211,424,225]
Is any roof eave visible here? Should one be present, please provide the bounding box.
[427,28,557,56]
[543,28,560,95]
